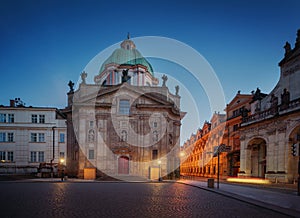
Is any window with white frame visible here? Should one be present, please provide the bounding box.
[39,115,45,123]
[38,151,44,162]
[59,133,65,143]
[8,114,14,123]
[31,133,37,142]
[31,114,45,123]
[0,151,6,161]
[7,133,14,142]
[0,132,6,142]
[119,99,130,115]
[31,114,38,123]
[38,133,45,142]
[30,133,45,142]
[7,151,13,162]
[30,151,37,162]
[60,152,65,158]
[0,114,6,123]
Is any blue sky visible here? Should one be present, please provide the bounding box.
[1,0,300,144]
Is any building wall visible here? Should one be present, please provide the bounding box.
[0,105,66,174]
[239,30,300,183]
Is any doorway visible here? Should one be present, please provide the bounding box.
[118,156,129,174]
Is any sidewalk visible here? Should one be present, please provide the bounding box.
[178,179,300,217]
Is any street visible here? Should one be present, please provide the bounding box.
[0,182,290,218]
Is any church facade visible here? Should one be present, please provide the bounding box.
[63,37,185,180]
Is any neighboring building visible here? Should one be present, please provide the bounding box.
[63,36,185,180]
[224,92,252,176]
[181,29,300,183]
[0,99,66,175]
[239,29,300,183]
[181,113,227,179]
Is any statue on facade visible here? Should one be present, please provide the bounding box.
[175,85,179,95]
[68,80,74,93]
[295,29,300,48]
[122,69,131,83]
[81,71,87,84]
[281,88,290,110]
[284,42,291,56]
[241,107,249,122]
[162,75,168,87]
[270,93,278,114]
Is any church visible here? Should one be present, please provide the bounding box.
[63,36,185,180]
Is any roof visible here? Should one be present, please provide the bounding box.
[98,39,154,76]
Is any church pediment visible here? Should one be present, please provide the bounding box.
[74,83,176,109]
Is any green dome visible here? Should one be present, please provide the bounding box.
[99,47,154,75]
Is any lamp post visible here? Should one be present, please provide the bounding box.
[60,157,65,181]
[51,126,56,178]
[158,160,162,181]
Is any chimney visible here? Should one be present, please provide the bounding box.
[10,99,15,107]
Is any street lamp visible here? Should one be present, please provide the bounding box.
[158,160,162,181]
[51,126,56,178]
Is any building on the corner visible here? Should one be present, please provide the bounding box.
[238,29,300,183]
[63,36,185,180]
[224,92,252,176]
[0,99,66,175]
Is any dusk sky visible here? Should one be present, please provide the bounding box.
[1,0,300,144]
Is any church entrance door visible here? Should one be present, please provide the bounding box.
[118,156,129,174]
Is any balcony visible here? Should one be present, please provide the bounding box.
[241,97,300,126]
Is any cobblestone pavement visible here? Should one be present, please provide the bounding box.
[0,182,292,218]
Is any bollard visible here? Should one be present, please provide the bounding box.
[208,178,214,188]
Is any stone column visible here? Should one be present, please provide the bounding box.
[238,139,249,177]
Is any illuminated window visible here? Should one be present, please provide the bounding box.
[0,151,6,161]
